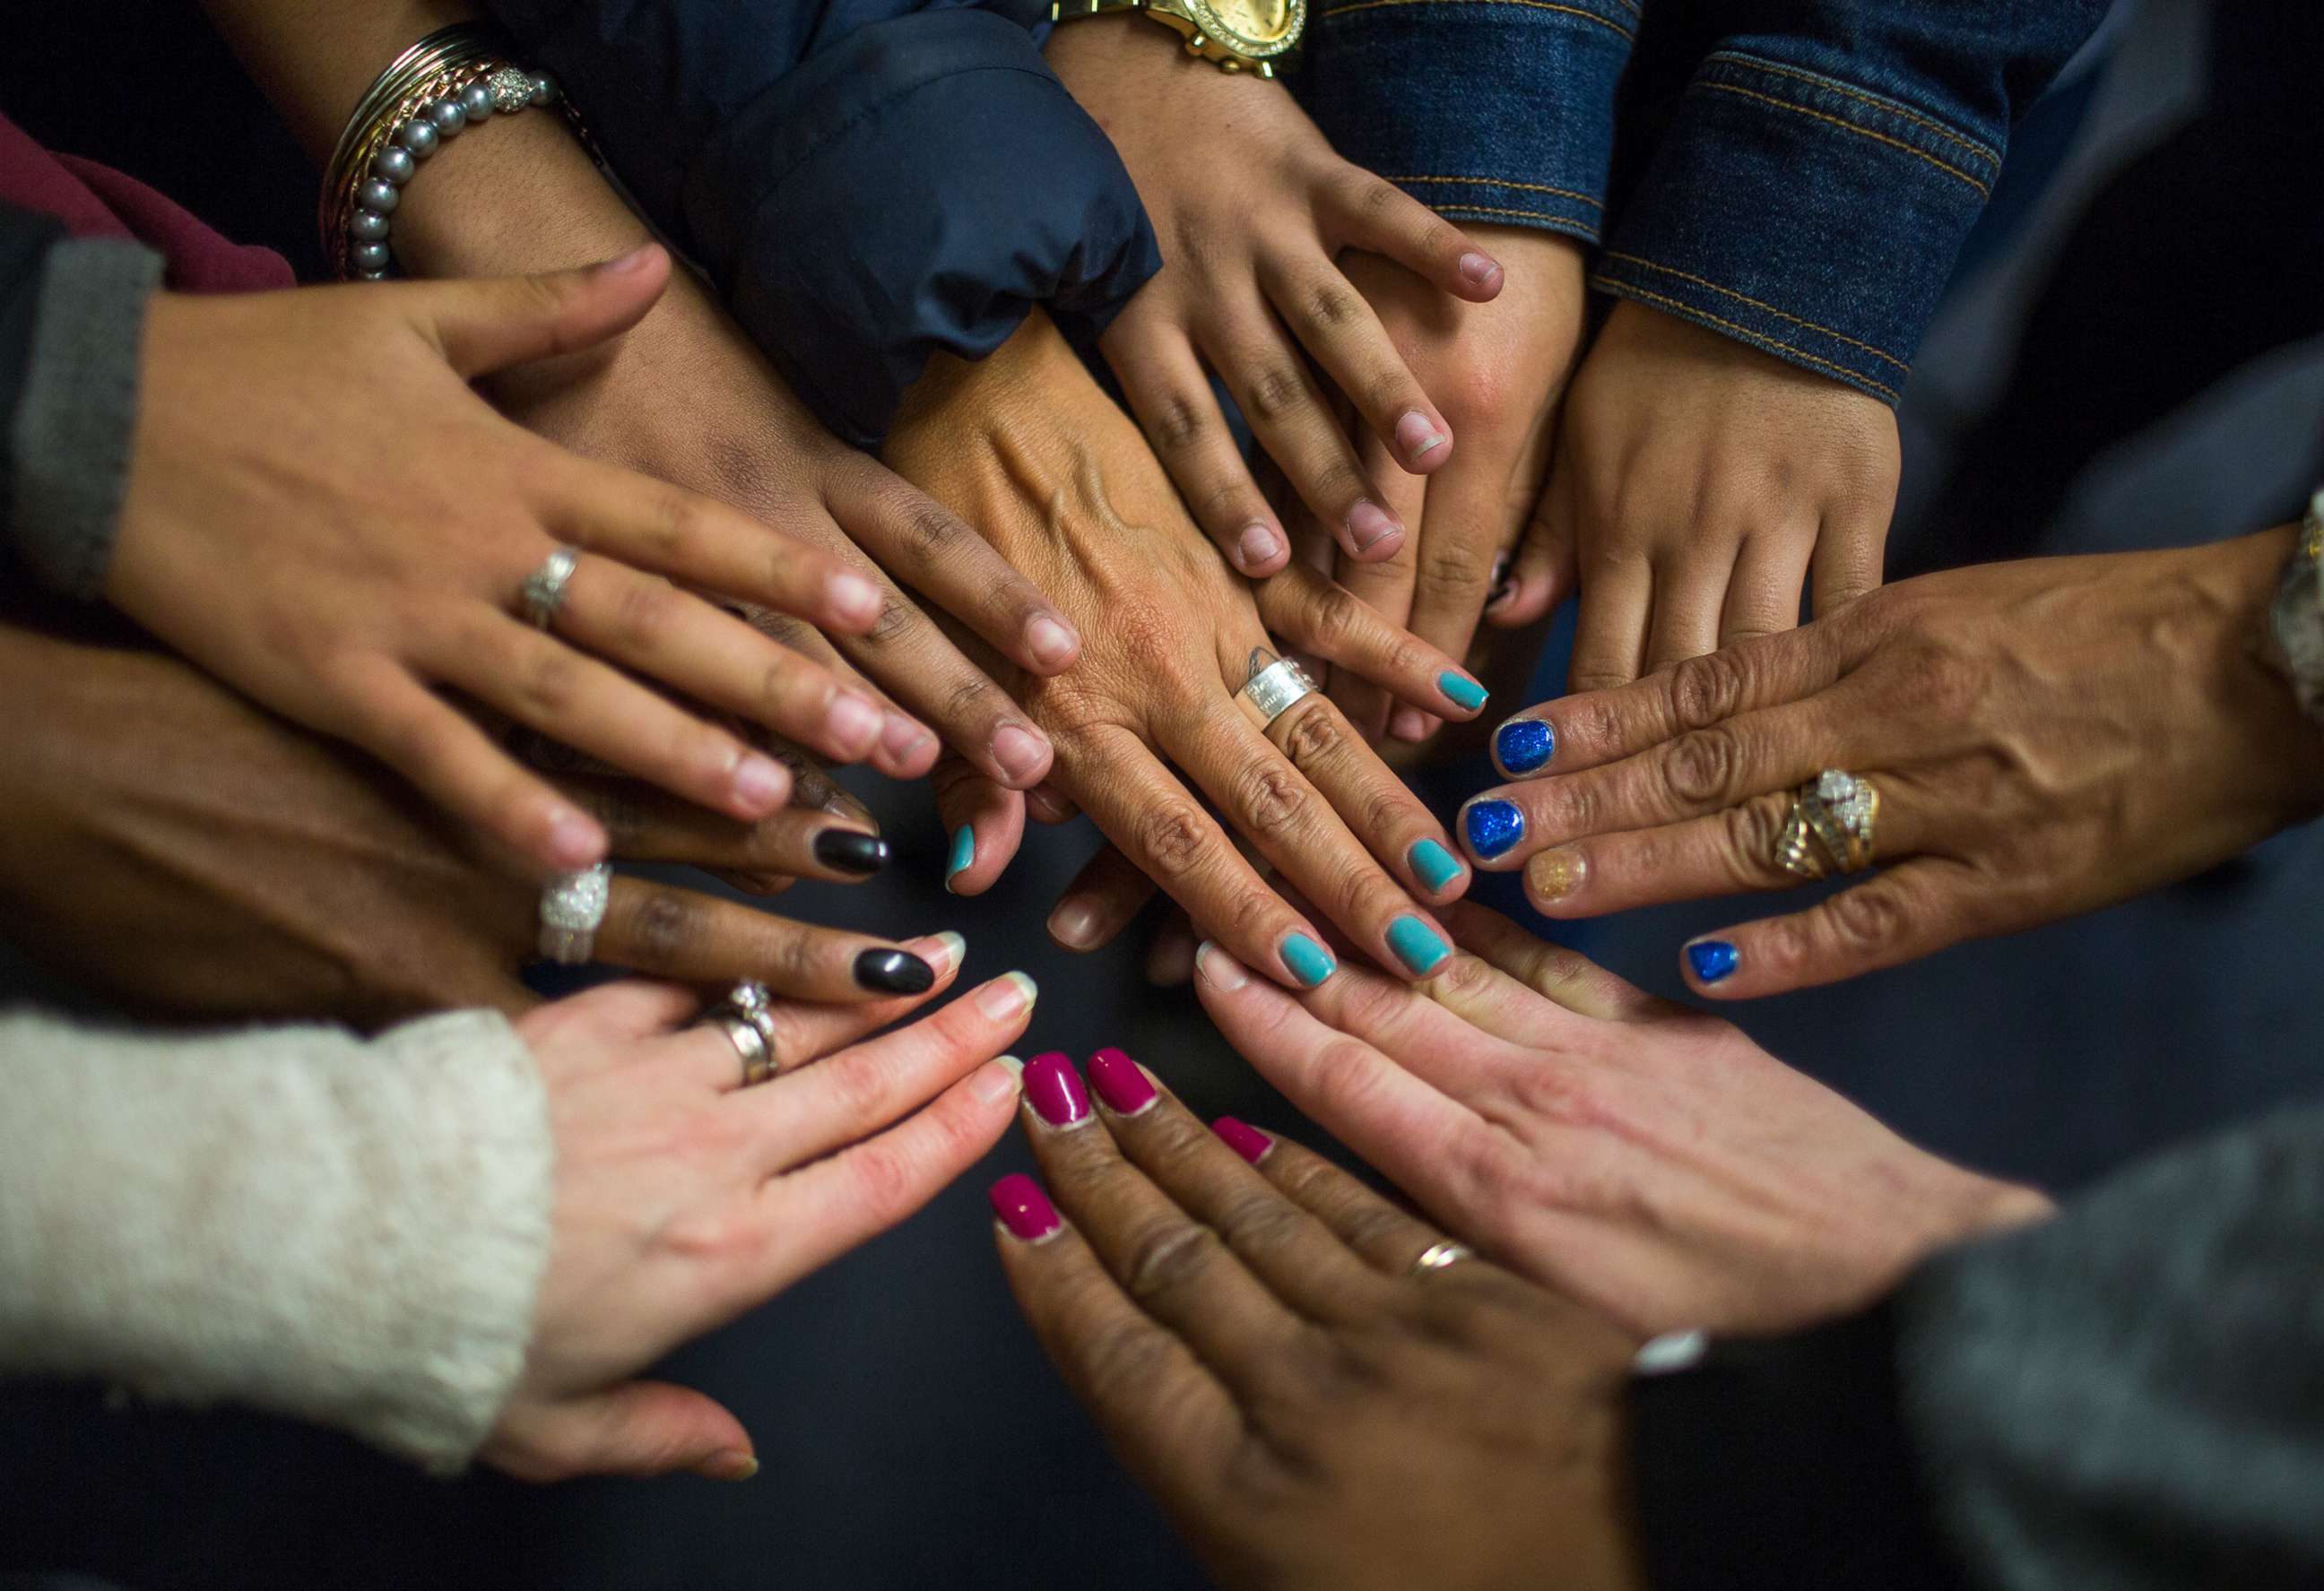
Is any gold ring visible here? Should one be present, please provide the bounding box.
[1773,769,1879,880]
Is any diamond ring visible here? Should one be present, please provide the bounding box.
[521,546,578,630]
[1773,769,1879,880]
[536,862,611,964]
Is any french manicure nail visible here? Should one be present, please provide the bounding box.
[1194,939,1250,991]
[855,947,935,993]
[991,722,1049,784]
[1687,940,1739,983]
[1437,672,1488,713]
[976,971,1037,1019]
[813,827,889,875]
[829,693,883,753]
[543,808,604,869]
[1279,932,1335,989]
[1387,915,1451,976]
[1212,1117,1273,1165]
[1394,411,1448,464]
[1049,897,1100,949]
[1087,1047,1158,1116]
[1458,251,1503,290]
[989,1172,1062,1243]
[1026,615,1079,670]
[1409,838,1463,895]
[1527,847,1587,904]
[1462,799,1524,860]
[733,754,791,812]
[1495,718,1554,774]
[1023,1051,1092,1128]
[828,572,883,627]
[1348,500,1403,555]
[701,1450,759,1482]
[1236,521,1284,571]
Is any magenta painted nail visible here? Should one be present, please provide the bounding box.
[1023,1051,1091,1128]
[1212,1116,1273,1164]
[989,1173,1062,1243]
[1087,1047,1157,1116]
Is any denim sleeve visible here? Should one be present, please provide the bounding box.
[1286,0,1637,246]
[486,1,1158,445]
[1594,3,2111,405]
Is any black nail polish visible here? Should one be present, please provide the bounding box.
[854,947,934,993]
[813,828,889,876]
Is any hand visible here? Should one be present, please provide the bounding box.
[483,964,1035,1480]
[0,625,950,1025]
[1049,18,1503,574]
[1459,529,2324,997]
[1193,903,2052,1335]
[110,247,914,872]
[1541,300,1900,692]
[885,314,1482,987]
[1309,227,1589,743]
[984,1048,1643,1591]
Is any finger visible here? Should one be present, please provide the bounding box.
[1641,544,1739,676]
[1435,899,1661,1021]
[1259,253,1452,476]
[733,599,944,781]
[1257,562,1490,722]
[1492,466,1574,629]
[491,1379,753,1483]
[1049,840,1160,954]
[1026,783,1080,824]
[1224,1128,1452,1279]
[1566,546,1652,692]
[1323,419,1425,739]
[1144,911,1199,986]
[1678,858,1982,999]
[1227,940,1532,1102]
[525,976,704,1042]
[1106,320,1290,577]
[559,776,894,879]
[677,933,967,1094]
[1322,169,1504,303]
[1265,691,1470,905]
[1400,457,1523,701]
[594,877,942,1000]
[1719,525,1816,648]
[421,244,669,378]
[932,757,1027,896]
[1810,506,1892,620]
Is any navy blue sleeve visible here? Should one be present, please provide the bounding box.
[485,0,1160,445]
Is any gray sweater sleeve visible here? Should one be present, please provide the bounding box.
[0,1007,555,1474]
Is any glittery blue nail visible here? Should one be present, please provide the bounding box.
[1495,719,1554,775]
[1279,934,1336,989]
[1437,672,1488,712]
[1462,800,1524,861]
[1686,940,1739,983]
[944,824,975,890]
[1386,916,1450,976]
[1408,839,1463,895]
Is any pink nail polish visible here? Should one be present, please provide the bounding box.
[1087,1047,1157,1116]
[989,1173,1062,1243]
[1348,500,1402,555]
[1212,1116,1273,1165]
[1023,1051,1091,1128]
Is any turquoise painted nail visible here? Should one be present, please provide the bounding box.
[1437,672,1488,712]
[1409,839,1463,895]
[944,824,975,891]
[1386,915,1450,975]
[1279,933,1336,988]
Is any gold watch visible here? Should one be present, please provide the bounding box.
[1051,0,1305,78]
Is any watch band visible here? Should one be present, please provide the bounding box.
[1051,0,1145,16]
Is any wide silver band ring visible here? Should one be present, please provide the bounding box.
[536,861,611,964]
[521,546,578,630]
[706,1010,776,1087]
[707,980,783,1085]
[1236,656,1318,731]
[1409,1240,1475,1278]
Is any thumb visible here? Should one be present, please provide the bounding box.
[517,1379,756,1481]
[422,243,671,379]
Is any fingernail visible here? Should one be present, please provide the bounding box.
[1462,799,1524,861]
[1394,411,1448,464]
[976,971,1037,1019]
[881,713,932,764]
[1194,939,1250,991]
[544,807,604,868]
[1487,551,1518,612]
[1495,719,1554,774]
[1023,1051,1092,1128]
[991,722,1050,784]
[971,1056,1023,1106]
[989,1172,1062,1243]
[1686,939,1739,984]
[1212,1117,1273,1165]
[595,243,657,274]
[828,693,883,755]
[1348,500,1403,555]
[1087,1047,1158,1116]
[1391,707,1434,742]
[1458,251,1502,290]
[923,930,967,975]
[813,827,889,875]
[828,572,883,627]
[945,824,976,891]
[1049,896,1100,949]
[855,947,935,993]
[1437,672,1488,713]
[1026,615,1079,670]
[1387,915,1450,976]
[733,754,791,813]
[1279,932,1335,989]
[1527,847,1587,904]
[1409,838,1463,895]
[1236,521,1284,572]
[700,1450,759,1482]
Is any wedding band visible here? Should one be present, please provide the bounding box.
[709,980,784,1085]
[1773,768,1879,880]
[521,546,578,629]
[536,861,611,964]
[1409,1240,1474,1278]
[707,1010,776,1087]
[1236,656,1318,731]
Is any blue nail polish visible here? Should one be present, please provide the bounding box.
[1495,719,1554,775]
[1462,800,1524,861]
[1687,940,1739,983]
[1437,672,1488,712]
[1409,839,1463,895]
[945,824,975,889]
[1386,915,1450,976]
[1280,933,1336,988]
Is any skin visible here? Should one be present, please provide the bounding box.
[991,1054,1645,1591]
[1463,528,2324,999]
[488,966,1033,1480]
[1047,18,1505,575]
[885,313,1479,987]
[1192,902,2054,1336]
[0,624,942,1025]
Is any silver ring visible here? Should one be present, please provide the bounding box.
[536,862,611,964]
[1236,656,1318,731]
[521,546,578,630]
[1408,1240,1474,1278]
[706,1010,776,1087]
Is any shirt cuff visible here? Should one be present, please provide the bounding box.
[1595,51,2005,406]
[1289,0,1636,246]
[684,8,1160,446]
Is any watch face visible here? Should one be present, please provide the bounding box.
[1196,0,1302,53]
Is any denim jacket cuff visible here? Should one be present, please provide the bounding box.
[1288,0,1637,246]
[1595,51,2005,407]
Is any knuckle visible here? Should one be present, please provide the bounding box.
[820,1049,893,1124]
[608,575,681,649]
[1123,1219,1222,1305]
[1721,800,1785,885]
[898,497,966,555]
[863,591,920,647]
[1238,362,1312,425]
[1425,950,1496,1007]
[1081,1316,1181,1406]
[1232,761,1313,843]
[1279,703,1346,769]
[1303,585,1364,653]
[1661,727,1745,807]
[625,891,701,965]
[1300,277,1363,333]
[845,1139,923,1225]
[1136,799,1214,884]
[1897,644,1984,719]
[1668,651,1746,731]
[1152,390,1210,454]
[1823,884,1910,955]
[516,644,583,718]
[1212,1190,1308,1256]
[941,671,996,727]
[1417,544,1490,601]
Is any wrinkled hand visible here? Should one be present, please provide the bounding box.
[985,1047,1643,1591]
[886,314,1482,987]
[484,965,1033,1480]
[1194,902,2051,1335]
[1461,529,2324,998]
[1050,19,1505,576]
[1542,301,1899,692]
